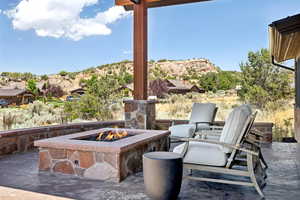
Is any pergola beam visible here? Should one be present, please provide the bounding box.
[133,0,148,100]
[116,0,212,100]
[116,0,211,11]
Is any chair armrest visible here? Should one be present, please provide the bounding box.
[169,124,196,138]
[172,136,259,156]
[250,129,264,137]
[195,130,222,137]
[244,138,260,148]
[209,125,224,130]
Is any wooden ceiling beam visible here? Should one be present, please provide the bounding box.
[116,0,211,11]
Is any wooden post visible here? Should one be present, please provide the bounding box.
[133,0,148,100]
[295,57,300,142]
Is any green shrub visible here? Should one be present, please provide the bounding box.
[41,75,49,80]
[238,48,293,109]
[59,70,68,76]
[64,74,122,121]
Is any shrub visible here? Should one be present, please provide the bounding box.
[59,70,68,76]
[149,79,169,98]
[41,75,49,81]
[64,74,121,121]
[26,79,38,96]
[43,83,64,98]
[157,59,168,62]
[238,49,293,109]
[2,112,16,130]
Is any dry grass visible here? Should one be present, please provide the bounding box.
[156,93,294,141]
[0,94,293,141]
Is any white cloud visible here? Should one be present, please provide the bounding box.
[4,0,130,41]
[123,50,132,55]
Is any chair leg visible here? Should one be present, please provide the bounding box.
[247,154,265,198]
[259,149,268,169]
[256,160,267,187]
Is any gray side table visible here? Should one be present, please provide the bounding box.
[143,152,183,200]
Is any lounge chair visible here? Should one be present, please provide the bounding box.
[196,105,268,169]
[172,105,266,198]
[169,103,217,139]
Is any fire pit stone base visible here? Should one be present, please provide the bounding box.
[35,128,170,182]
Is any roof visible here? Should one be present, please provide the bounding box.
[116,0,211,11]
[166,79,193,89]
[269,13,300,62]
[70,88,86,93]
[0,89,29,97]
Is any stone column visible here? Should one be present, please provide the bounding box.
[124,99,156,130]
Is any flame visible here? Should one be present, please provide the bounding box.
[96,129,128,141]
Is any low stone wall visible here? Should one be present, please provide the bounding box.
[0,121,125,156]
[155,119,274,143]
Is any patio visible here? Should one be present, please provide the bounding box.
[0,142,299,200]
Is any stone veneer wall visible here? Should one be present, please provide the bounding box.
[0,121,124,156]
[155,119,274,143]
[38,136,169,182]
[124,100,156,129]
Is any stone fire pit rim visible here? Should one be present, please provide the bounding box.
[34,128,170,153]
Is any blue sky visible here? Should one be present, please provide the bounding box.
[0,0,299,75]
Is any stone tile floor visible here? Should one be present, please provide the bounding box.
[0,142,299,200]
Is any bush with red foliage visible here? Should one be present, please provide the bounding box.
[149,79,169,98]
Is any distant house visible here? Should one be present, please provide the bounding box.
[0,89,34,105]
[117,80,204,97]
[165,80,205,94]
[70,88,86,96]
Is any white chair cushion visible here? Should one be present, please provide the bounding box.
[173,142,228,166]
[169,124,196,138]
[219,106,251,153]
[189,103,216,124]
[195,122,211,131]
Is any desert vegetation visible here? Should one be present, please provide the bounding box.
[0,49,295,141]
[0,101,67,130]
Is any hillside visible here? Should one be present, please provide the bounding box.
[0,58,218,93]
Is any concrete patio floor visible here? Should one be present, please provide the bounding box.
[0,142,299,200]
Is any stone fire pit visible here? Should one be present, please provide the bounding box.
[34,128,170,182]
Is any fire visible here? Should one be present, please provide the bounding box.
[96,128,128,141]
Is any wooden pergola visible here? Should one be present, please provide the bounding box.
[115,0,211,100]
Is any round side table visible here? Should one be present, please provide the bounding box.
[143,151,183,200]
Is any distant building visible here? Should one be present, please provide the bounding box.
[117,80,204,97]
[70,88,86,96]
[165,80,205,94]
[0,89,34,105]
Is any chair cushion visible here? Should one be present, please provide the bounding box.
[173,142,228,166]
[169,124,196,138]
[195,122,211,131]
[189,103,216,124]
[219,106,251,153]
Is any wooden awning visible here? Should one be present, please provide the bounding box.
[269,13,300,62]
[116,0,211,11]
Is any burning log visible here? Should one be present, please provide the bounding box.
[96,129,128,141]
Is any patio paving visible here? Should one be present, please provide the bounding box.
[0,142,299,200]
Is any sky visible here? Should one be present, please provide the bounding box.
[0,0,299,75]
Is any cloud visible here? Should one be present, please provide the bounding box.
[4,0,130,41]
[123,50,132,55]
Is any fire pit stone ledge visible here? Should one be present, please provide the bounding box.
[34,128,170,182]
